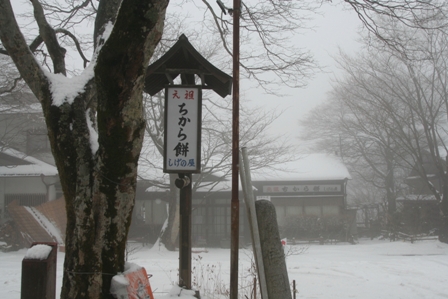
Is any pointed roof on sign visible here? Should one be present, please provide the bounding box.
[144,34,232,98]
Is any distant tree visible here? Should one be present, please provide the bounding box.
[343,0,448,52]
[0,54,51,162]
[302,18,448,241]
[0,56,25,95]
[300,77,409,235]
[0,91,46,155]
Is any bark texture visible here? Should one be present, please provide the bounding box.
[0,0,169,298]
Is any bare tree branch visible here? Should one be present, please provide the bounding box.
[0,0,48,100]
[30,0,66,75]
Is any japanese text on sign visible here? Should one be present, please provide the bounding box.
[164,86,201,173]
[262,184,341,193]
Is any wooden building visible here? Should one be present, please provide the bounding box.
[0,147,59,222]
[251,153,351,242]
[136,153,352,246]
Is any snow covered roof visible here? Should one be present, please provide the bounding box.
[397,194,437,201]
[0,103,42,114]
[0,147,58,177]
[251,153,351,182]
[143,153,351,193]
[145,34,232,98]
[145,180,234,193]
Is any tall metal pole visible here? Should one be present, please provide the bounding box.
[230,0,240,298]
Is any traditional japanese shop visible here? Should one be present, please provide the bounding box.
[136,153,352,246]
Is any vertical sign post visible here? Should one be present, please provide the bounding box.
[164,86,202,289]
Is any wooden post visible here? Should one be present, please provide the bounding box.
[21,242,57,299]
[293,280,296,299]
[178,173,192,289]
[254,277,257,299]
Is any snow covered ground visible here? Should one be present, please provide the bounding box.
[1,238,448,299]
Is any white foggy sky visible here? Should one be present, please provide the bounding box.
[242,3,363,147]
[9,1,363,149]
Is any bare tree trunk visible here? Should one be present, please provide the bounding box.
[0,0,169,298]
[70,1,167,297]
[385,147,397,240]
[46,93,102,299]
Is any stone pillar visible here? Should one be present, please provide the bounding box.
[255,199,292,299]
